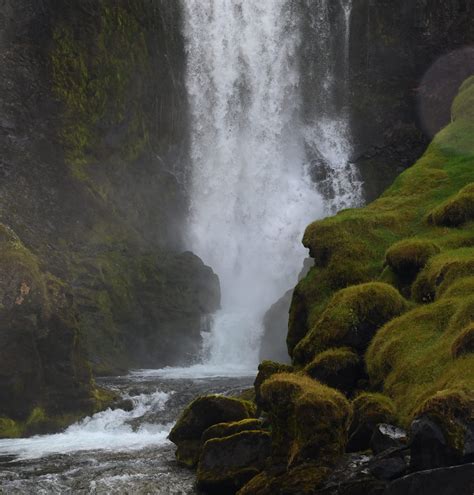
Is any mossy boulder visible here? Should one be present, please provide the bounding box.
[260,373,352,467]
[293,283,407,364]
[413,388,474,459]
[452,324,474,358]
[197,430,271,494]
[254,360,293,411]
[412,248,474,303]
[237,464,331,495]
[168,395,257,467]
[428,183,474,227]
[347,393,396,453]
[385,239,440,281]
[304,348,363,396]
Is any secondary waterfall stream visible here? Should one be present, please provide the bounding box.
[0,1,362,492]
[184,0,361,369]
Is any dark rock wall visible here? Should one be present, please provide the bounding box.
[0,0,219,428]
[349,0,474,201]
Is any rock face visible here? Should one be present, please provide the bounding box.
[347,0,474,202]
[0,0,220,435]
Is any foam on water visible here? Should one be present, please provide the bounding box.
[0,391,171,461]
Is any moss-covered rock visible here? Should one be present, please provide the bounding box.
[385,239,441,282]
[197,430,271,494]
[202,419,263,444]
[428,183,474,227]
[289,78,474,452]
[413,388,474,455]
[347,393,396,453]
[451,324,474,358]
[293,283,407,364]
[260,373,352,468]
[168,395,257,467]
[254,361,293,411]
[237,464,331,495]
[412,249,474,303]
[304,348,362,396]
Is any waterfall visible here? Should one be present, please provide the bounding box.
[181,0,361,371]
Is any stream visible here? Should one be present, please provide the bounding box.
[0,367,255,494]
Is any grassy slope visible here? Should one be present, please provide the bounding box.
[289,76,474,434]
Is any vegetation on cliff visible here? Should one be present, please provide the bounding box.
[287,76,474,461]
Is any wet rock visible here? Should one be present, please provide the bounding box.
[384,462,474,495]
[371,424,407,455]
[168,395,256,467]
[410,416,460,471]
[369,457,407,481]
[197,430,271,494]
[112,399,134,412]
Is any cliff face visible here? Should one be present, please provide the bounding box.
[349,0,474,201]
[0,0,219,435]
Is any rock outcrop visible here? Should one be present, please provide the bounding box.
[0,0,220,436]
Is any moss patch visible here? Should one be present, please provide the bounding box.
[293,282,407,364]
[289,77,474,448]
[260,373,352,468]
[304,348,362,395]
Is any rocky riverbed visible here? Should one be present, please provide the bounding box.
[0,369,254,494]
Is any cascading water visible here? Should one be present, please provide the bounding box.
[182,0,362,371]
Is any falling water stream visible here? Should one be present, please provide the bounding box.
[0,1,361,493]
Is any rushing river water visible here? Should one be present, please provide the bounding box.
[0,369,255,494]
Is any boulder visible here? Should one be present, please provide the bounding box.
[254,361,293,411]
[409,417,460,471]
[369,457,406,481]
[293,283,407,364]
[347,394,396,453]
[384,463,474,495]
[168,395,256,467]
[304,348,363,396]
[260,373,352,467]
[197,430,271,494]
[237,464,331,495]
[371,424,407,455]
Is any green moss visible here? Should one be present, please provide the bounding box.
[238,465,331,495]
[351,393,396,430]
[0,417,22,439]
[452,324,474,358]
[51,2,150,174]
[428,183,474,227]
[293,283,407,364]
[452,76,474,122]
[386,239,440,278]
[254,360,294,410]
[260,373,352,468]
[412,248,474,302]
[304,348,361,395]
[202,419,263,444]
